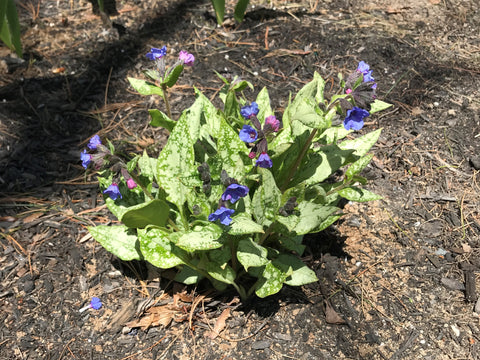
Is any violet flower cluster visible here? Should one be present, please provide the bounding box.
[238,101,281,169]
[342,61,378,131]
[208,182,249,226]
[80,135,136,202]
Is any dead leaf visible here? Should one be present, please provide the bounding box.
[429,0,441,4]
[22,212,43,223]
[462,243,472,253]
[324,300,346,324]
[205,308,231,339]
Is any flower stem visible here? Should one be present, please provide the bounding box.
[161,84,172,119]
[279,128,317,193]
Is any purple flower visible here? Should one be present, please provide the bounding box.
[240,102,259,119]
[90,297,102,310]
[81,150,92,169]
[264,115,280,132]
[126,178,137,189]
[239,125,258,143]
[221,184,249,204]
[103,183,122,200]
[256,152,273,168]
[146,46,167,60]
[343,107,370,131]
[357,61,374,82]
[179,50,195,66]
[208,207,235,226]
[87,135,102,150]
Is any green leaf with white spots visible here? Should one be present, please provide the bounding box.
[176,224,224,251]
[252,168,282,226]
[256,87,273,123]
[155,98,202,207]
[369,100,392,114]
[338,187,382,202]
[228,213,264,235]
[237,238,269,271]
[88,225,141,261]
[290,97,330,129]
[137,228,185,268]
[255,262,288,298]
[338,128,381,157]
[276,202,339,235]
[345,153,374,180]
[128,77,164,97]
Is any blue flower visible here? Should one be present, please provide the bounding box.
[87,135,102,150]
[146,46,167,60]
[343,107,370,131]
[103,183,122,200]
[90,297,102,310]
[221,184,249,204]
[80,150,92,169]
[239,125,258,143]
[357,61,375,83]
[240,102,259,119]
[256,152,273,168]
[208,207,235,226]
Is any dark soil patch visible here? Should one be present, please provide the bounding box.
[1,0,480,359]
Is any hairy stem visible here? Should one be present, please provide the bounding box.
[161,84,172,119]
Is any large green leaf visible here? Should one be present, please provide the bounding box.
[0,0,22,57]
[148,109,176,131]
[175,265,203,285]
[252,168,282,226]
[273,254,318,286]
[255,87,273,124]
[255,262,288,298]
[276,202,339,235]
[138,228,185,268]
[120,199,170,228]
[228,213,264,235]
[290,144,355,187]
[176,224,224,251]
[370,100,392,114]
[338,187,382,202]
[128,77,163,97]
[234,0,250,23]
[237,238,269,271]
[206,262,236,284]
[88,225,141,261]
[156,97,202,207]
[339,128,382,157]
[345,153,374,180]
[210,0,225,24]
[164,64,184,88]
[289,97,329,129]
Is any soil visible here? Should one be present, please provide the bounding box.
[1,0,480,359]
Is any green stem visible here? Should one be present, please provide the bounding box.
[161,84,172,119]
[279,128,317,193]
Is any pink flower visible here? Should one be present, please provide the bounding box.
[345,88,353,94]
[179,51,195,66]
[126,178,137,189]
[264,115,280,132]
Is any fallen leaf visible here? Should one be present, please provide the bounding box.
[462,243,472,253]
[205,308,231,339]
[324,300,346,324]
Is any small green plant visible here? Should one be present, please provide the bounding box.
[210,0,250,24]
[82,48,391,299]
[0,0,22,57]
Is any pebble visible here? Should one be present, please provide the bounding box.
[447,109,456,116]
[251,340,271,350]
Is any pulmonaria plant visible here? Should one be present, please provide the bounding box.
[83,53,392,300]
